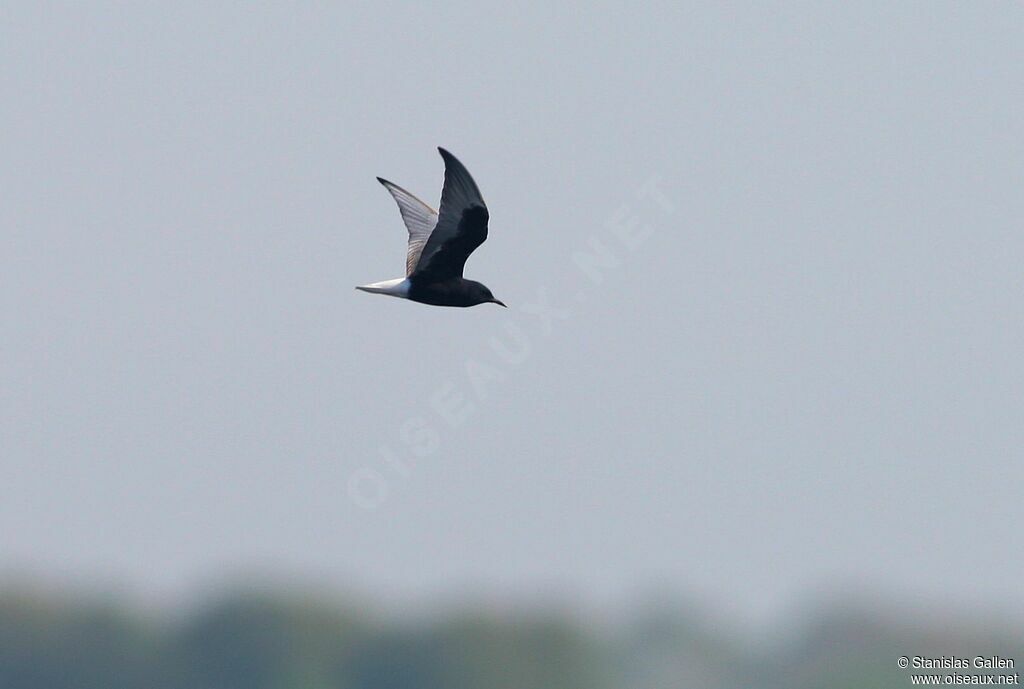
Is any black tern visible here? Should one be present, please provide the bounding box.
[357,148,506,308]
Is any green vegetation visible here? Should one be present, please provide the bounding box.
[0,583,1020,689]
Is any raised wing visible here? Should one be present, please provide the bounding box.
[376,177,439,276]
[411,148,489,281]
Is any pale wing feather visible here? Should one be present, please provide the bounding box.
[412,148,487,279]
[376,177,439,276]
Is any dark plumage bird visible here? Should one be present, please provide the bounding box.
[356,147,506,308]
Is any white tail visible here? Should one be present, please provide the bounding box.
[355,277,411,299]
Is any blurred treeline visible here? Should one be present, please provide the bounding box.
[1,581,1021,689]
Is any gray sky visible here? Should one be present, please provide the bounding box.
[2,2,1022,624]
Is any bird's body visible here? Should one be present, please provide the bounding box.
[409,277,495,308]
[356,148,505,308]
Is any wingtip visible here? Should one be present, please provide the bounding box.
[437,147,465,168]
[376,176,390,186]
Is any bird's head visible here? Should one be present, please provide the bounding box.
[468,280,506,308]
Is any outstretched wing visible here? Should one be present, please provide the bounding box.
[376,177,439,276]
[411,148,489,281]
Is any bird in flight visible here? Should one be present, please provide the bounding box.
[357,147,506,308]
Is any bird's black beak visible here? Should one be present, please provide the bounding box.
[490,299,507,308]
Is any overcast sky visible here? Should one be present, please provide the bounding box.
[2,2,1022,624]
